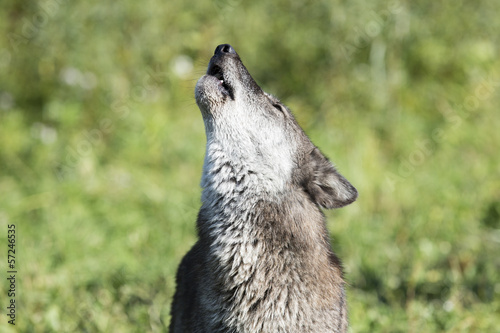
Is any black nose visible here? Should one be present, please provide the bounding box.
[214,44,236,55]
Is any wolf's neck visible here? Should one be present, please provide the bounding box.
[200,137,290,201]
[199,146,270,234]
[197,137,330,273]
[199,139,327,250]
[198,150,273,285]
[199,138,289,247]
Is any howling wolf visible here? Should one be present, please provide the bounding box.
[170,44,358,332]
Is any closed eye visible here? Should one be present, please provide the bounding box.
[272,103,286,116]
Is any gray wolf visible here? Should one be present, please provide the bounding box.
[169,44,358,332]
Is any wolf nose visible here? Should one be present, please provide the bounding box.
[214,44,236,55]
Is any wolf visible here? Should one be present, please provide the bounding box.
[169,44,358,332]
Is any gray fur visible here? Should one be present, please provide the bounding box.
[170,44,357,332]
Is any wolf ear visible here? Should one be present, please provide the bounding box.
[302,148,358,209]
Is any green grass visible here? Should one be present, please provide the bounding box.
[1,0,499,331]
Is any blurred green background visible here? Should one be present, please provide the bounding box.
[1,0,499,332]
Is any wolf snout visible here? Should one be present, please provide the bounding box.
[214,44,237,56]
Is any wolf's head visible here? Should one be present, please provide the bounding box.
[195,44,357,209]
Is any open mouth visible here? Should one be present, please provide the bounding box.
[208,65,234,99]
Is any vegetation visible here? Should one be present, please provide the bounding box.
[0,0,499,331]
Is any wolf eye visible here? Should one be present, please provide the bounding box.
[272,103,286,116]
